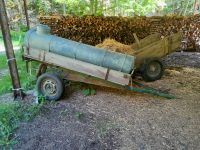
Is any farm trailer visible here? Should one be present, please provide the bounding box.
[22,25,181,100]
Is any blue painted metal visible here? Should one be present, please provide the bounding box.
[24,24,135,73]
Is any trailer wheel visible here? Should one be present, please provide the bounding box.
[36,73,64,101]
[141,59,163,82]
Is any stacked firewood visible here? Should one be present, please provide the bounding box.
[181,15,200,50]
[150,15,200,50]
[39,15,200,50]
[39,15,151,45]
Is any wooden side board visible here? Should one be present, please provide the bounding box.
[133,32,181,68]
[131,33,161,50]
[61,68,127,89]
[24,47,131,86]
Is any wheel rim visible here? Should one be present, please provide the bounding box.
[146,61,161,78]
[41,78,57,97]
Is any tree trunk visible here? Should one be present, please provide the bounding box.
[14,0,24,23]
[23,0,30,29]
[194,0,198,15]
[94,0,98,15]
[63,3,66,15]
[89,0,94,14]
[101,0,104,15]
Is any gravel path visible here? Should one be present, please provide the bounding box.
[163,52,200,68]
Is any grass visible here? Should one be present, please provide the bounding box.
[0,30,42,149]
[0,101,43,149]
[0,51,38,95]
[0,53,7,69]
[0,31,25,47]
[0,30,39,95]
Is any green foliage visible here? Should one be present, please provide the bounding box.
[74,111,83,120]
[18,0,197,17]
[59,109,68,115]
[0,102,42,149]
[0,102,19,147]
[163,0,196,15]
[35,0,52,15]
[0,30,24,47]
[53,0,167,16]
[0,54,7,69]
[18,24,28,32]
[0,51,38,95]
[82,88,96,96]
[37,95,46,104]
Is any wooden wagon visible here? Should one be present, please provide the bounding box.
[22,32,181,100]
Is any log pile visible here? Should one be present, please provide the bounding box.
[39,15,151,45]
[39,15,200,50]
[150,15,200,49]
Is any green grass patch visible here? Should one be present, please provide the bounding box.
[0,31,25,47]
[0,51,39,95]
[0,29,42,149]
[0,53,7,69]
[0,101,43,149]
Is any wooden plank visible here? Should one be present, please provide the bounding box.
[62,69,125,89]
[131,33,161,50]
[133,33,141,48]
[134,32,181,68]
[24,47,131,85]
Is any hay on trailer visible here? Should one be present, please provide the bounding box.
[96,38,135,55]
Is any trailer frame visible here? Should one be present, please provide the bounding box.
[23,46,175,100]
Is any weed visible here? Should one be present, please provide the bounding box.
[0,101,43,149]
[96,121,115,138]
[59,109,68,116]
[37,95,46,104]
[75,112,83,120]
[0,51,39,95]
[0,30,39,95]
[0,30,25,47]
[82,88,96,96]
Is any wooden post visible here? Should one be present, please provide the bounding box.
[23,0,30,29]
[0,0,23,99]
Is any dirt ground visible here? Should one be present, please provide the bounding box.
[9,52,200,150]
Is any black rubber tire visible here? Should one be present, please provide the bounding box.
[140,59,164,82]
[36,73,64,101]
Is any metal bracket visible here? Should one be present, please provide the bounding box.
[12,88,23,91]
[7,58,16,63]
[105,69,110,80]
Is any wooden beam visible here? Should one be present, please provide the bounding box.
[0,0,23,99]
[24,47,131,86]
[133,33,141,48]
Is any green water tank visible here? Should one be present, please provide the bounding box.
[24,24,135,74]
